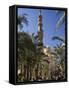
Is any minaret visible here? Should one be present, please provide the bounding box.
[38,9,43,46]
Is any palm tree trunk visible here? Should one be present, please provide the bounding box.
[35,64,39,80]
[27,64,30,81]
[24,65,27,81]
[21,63,22,75]
[29,66,31,80]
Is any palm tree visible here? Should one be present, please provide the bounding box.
[18,32,37,81]
[52,10,66,79]
[51,36,65,80]
[17,14,28,81]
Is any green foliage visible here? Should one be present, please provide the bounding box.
[18,32,37,65]
[51,35,65,80]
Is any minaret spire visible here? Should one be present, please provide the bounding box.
[37,9,43,46]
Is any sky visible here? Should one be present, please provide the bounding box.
[18,8,65,48]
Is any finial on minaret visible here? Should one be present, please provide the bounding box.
[39,9,41,15]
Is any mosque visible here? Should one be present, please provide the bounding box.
[32,9,56,80]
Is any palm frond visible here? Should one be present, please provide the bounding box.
[21,15,28,25]
[17,14,28,30]
[52,36,65,43]
[56,12,65,30]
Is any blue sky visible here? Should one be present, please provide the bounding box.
[18,8,65,48]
